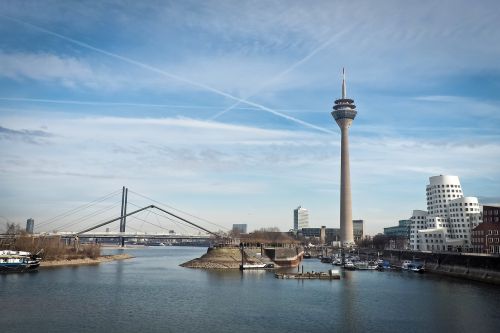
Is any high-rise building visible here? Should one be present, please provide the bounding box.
[26,218,34,234]
[409,175,482,252]
[353,220,364,242]
[331,69,357,246]
[293,206,309,230]
[232,224,248,234]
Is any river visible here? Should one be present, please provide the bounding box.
[1,247,499,333]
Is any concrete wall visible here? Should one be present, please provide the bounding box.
[383,249,500,284]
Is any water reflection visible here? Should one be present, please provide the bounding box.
[1,247,499,333]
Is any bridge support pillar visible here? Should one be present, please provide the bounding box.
[119,187,128,247]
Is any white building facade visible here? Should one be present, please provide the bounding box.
[409,175,482,252]
[293,206,309,230]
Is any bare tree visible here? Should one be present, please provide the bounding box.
[5,222,21,235]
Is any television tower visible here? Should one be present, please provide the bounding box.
[331,68,357,246]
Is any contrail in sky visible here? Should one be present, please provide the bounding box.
[1,15,334,134]
[209,28,351,121]
[0,97,247,109]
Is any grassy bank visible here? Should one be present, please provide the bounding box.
[0,235,100,260]
[41,253,133,268]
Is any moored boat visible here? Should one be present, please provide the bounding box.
[411,265,426,274]
[320,256,333,263]
[352,261,378,270]
[344,260,356,270]
[239,263,274,270]
[0,250,41,273]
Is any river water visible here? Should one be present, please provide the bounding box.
[1,247,499,333]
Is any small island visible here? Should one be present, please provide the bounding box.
[1,230,133,269]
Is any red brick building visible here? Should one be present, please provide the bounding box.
[482,205,500,223]
[472,222,500,254]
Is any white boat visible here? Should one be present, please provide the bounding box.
[344,260,356,270]
[239,263,274,270]
[401,260,425,273]
[332,258,342,266]
[354,261,378,270]
[401,260,413,270]
[0,250,41,273]
[411,265,426,274]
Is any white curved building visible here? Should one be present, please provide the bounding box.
[409,175,481,252]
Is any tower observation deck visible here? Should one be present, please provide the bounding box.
[331,68,357,246]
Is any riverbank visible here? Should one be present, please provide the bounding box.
[40,253,133,268]
[383,249,500,285]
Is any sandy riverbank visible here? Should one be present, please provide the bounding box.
[40,253,133,268]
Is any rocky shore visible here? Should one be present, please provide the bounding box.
[40,253,133,268]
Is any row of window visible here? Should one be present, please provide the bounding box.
[427,184,461,190]
[472,237,500,243]
[427,189,462,194]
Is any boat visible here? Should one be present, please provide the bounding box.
[303,253,312,259]
[332,258,342,266]
[344,260,356,270]
[239,263,274,270]
[411,265,426,274]
[0,250,41,273]
[401,260,413,270]
[354,261,378,270]
[377,260,391,271]
[401,260,425,273]
[320,256,333,263]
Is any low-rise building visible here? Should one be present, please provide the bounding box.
[482,205,500,224]
[384,220,411,238]
[471,222,500,254]
[232,224,248,234]
[300,227,340,244]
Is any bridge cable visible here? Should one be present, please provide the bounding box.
[35,189,122,230]
[127,201,194,234]
[127,190,229,231]
[40,200,122,232]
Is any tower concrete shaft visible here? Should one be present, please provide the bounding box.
[331,69,357,246]
[339,121,354,244]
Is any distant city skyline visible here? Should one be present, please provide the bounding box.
[0,1,499,235]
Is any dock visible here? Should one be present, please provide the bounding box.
[275,269,340,280]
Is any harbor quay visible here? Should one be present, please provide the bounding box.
[383,249,500,284]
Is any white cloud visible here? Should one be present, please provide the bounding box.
[0,52,124,89]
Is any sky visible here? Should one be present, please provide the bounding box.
[0,0,499,235]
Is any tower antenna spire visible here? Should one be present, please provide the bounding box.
[342,67,347,99]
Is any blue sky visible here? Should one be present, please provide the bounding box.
[0,0,499,235]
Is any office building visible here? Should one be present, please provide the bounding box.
[384,220,412,238]
[293,206,309,230]
[26,218,34,234]
[409,175,482,252]
[353,220,364,242]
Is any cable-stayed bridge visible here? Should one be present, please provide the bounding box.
[1,187,227,246]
